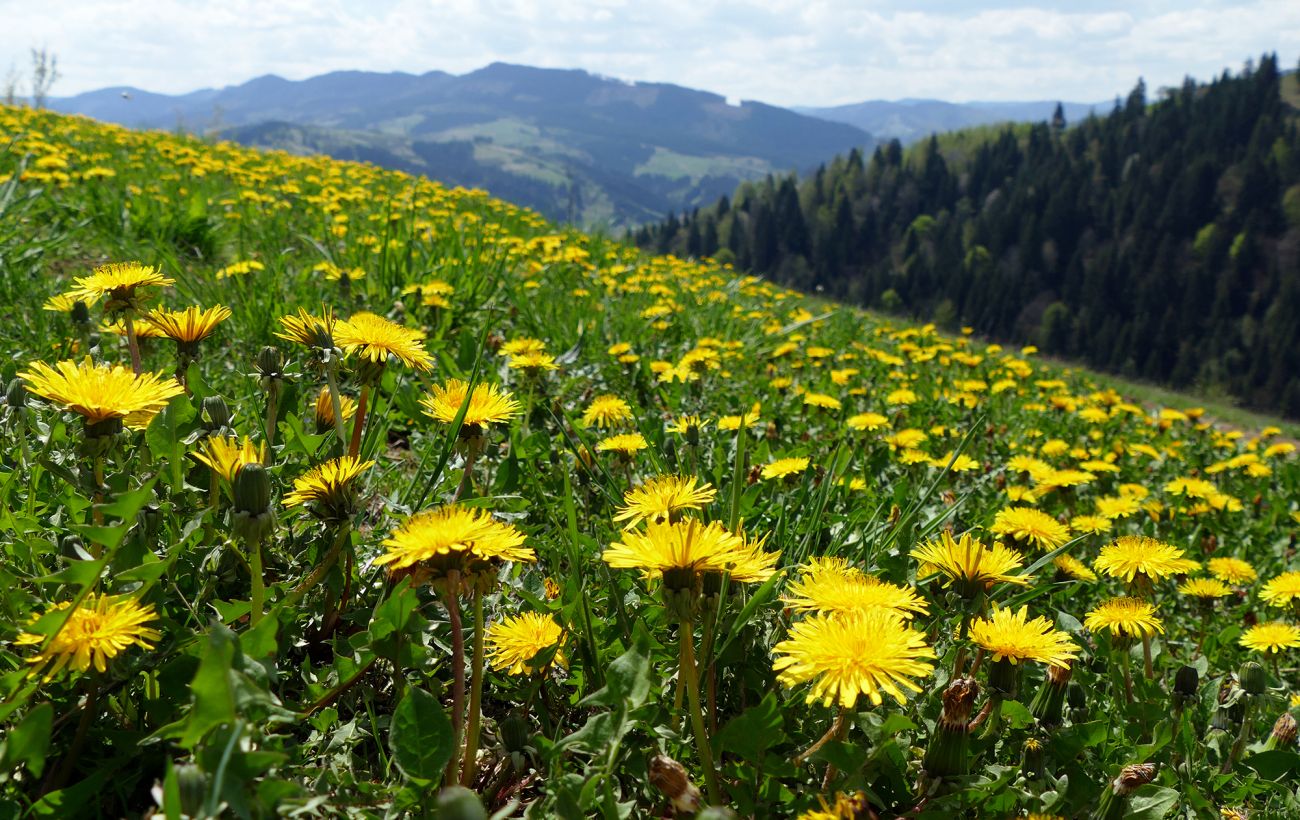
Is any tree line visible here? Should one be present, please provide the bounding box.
[635,54,1300,416]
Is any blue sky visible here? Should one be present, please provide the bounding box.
[2,0,1296,106]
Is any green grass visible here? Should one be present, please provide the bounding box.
[2,103,1299,819]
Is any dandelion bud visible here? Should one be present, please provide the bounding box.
[988,657,1020,698]
[59,533,86,560]
[1240,661,1267,696]
[5,378,27,409]
[1210,676,1245,732]
[232,464,274,541]
[1031,662,1072,728]
[174,763,209,818]
[137,503,162,539]
[499,710,531,756]
[1021,737,1045,779]
[255,346,285,386]
[1265,713,1297,751]
[202,396,232,430]
[648,753,702,814]
[1173,665,1199,708]
[70,299,92,326]
[924,676,979,778]
[434,786,487,820]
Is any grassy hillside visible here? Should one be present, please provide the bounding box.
[52,64,875,229]
[2,105,1300,818]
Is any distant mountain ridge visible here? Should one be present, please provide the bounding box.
[796,98,1105,143]
[51,64,876,227]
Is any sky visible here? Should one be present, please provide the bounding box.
[3,0,1298,107]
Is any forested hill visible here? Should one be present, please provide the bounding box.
[636,55,1300,417]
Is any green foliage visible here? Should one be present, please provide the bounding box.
[2,96,1300,820]
[642,53,1300,417]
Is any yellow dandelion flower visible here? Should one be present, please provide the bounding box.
[66,261,174,312]
[772,609,936,707]
[16,594,161,678]
[912,531,1032,591]
[666,415,710,437]
[1084,597,1164,638]
[969,606,1079,667]
[283,456,373,520]
[763,457,810,480]
[314,386,357,431]
[1053,554,1097,582]
[1207,557,1257,584]
[20,357,184,431]
[1095,495,1142,520]
[374,504,533,576]
[1179,578,1234,599]
[1239,622,1300,654]
[143,305,232,345]
[990,507,1071,551]
[421,379,520,428]
[803,392,842,411]
[1094,536,1200,584]
[783,557,929,618]
[602,518,744,578]
[613,475,717,529]
[486,612,565,674]
[1260,571,1300,608]
[847,412,889,431]
[582,394,634,428]
[275,307,337,351]
[796,793,868,820]
[1070,515,1112,535]
[334,311,433,372]
[886,428,927,450]
[596,432,649,457]
[192,435,267,482]
[508,350,559,371]
[499,337,546,357]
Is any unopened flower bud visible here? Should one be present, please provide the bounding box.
[232,464,274,541]
[434,786,487,820]
[5,378,27,409]
[255,346,285,385]
[1031,662,1072,728]
[924,676,980,778]
[1173,665,1199,708]
[70,300,92,326]
[202,396,232,429]
[1240,661,1267,696]
[649,753,701,814]
[499,710,531,755]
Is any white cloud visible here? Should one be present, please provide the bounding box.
[0,0,1296,106]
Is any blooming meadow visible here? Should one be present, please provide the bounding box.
[1,105,1299,818]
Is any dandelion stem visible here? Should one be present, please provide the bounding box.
[348,385,370,458]
[444,574,466,787]
[264,382,279,458]
[679,616,720,804]
[47,679,99,794]
[1121,648,1134,703]
[124,314,143,375]
[461,592,486,787]
[279,525,349,612]
[453,443,479,503]
[796,706,849,765]
[248,533,265,628]
[1141,633,1154,680]
[323,359,348,448]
